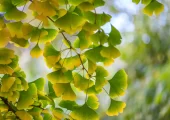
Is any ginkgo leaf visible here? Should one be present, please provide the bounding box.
[87,95,99,110]
[40,29,58,43]
[30,29,48,43]
[22,23,35,39]
[0,28,11,48]
[28,107,42,119]
[6,22,23,38]
[1,77,15,92]
[59,100,79,110]
[93,0,105,7]
[70,104,99,120]
[30,44,43,58]
[55,12,86,34]
[16,111,33,120]
[8,91,20,103]
[95,66,108,90]
[0,17,5,30]
[0,103,8,112]
[73,73,94,91]
[60,55,84,70]
[106,99,126,116]
[0,65,14,75]
[88,59,96,74]
[132,0,140,4]
[78,2,94,11]
[11,0,28,6]
[108,25,122,46]
[142,0,152,4]
[5,7,26,21]
[29,0,56,16]
[43,43,61,68]
[11,37,29,48]
[48,81,57,98]
[0,0,13,12]
[53,83,76,101]
[143,0,164,16]
[17,83,37,110]
[77,30,91,50]
[109,70,127,98]
[100,46,120,59]
[47,70,73,84]
[52,108,64,120]
[0,48,14,64]
[89,30,108,46]
[68,0,87,6]
[30,78,45,92]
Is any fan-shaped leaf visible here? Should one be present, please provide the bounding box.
[16,111,33,120]
[59,100,79,110]
[87,95,99,110]
[109,70,127,98]
[106,99,126,116]
[70,104,99,120]
[30,44,43,58]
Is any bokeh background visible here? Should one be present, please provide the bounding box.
[12,0,170,119]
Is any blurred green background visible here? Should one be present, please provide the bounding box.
[13,0,170,119]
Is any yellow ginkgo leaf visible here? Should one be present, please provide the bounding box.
[106,99,126,116]
[16,111,33,120]
[1,77,15,92]
[30,44,43,58]
[0,28,11,48]
[143,0,164,16]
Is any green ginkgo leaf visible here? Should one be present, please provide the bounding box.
[12,0,28,6]
[0,65,14,75]
[70,104,99,120]
[88,59,96,74]
[78,2,94,11]
[47,70,73,84]
[22,23,35,39]
[55,12,86,34]
[143,0,164,16]
[43,43,61,68]
[108,25,122,46]
[11,37,29,48]
[100,46,120,59]
[6,22,23,38]
[8,91,20,103]
[40,29,58,43]
[95,66,108,90]
[1,77,15,92]
[142,0,152,4]
[30,78,45,92]
[59,100,79,110]
[52,108,64,120]
[0,28,11,48]
[16,111,33,120]
[4,7,27,21]
[30,44,43,58]
[109,70,127,98]
[76,30,91,50]
[0,0,13,12]
[60,55,84,70]
[17,83,37,110]
[106,99,126,116]
[0,48,14,64]
[28,107,42,118]
[73,73,94,91]
[53,83,76,101]
[87,95,99,110]
[68,0,87,6]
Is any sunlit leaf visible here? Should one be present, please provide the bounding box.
[100,46,120,59]
[108,25,122,46]
[143,0,164,16]
[0,65,14,75]
[55,12,86,34]
[43,43,61,68]
[71,104,99,120]
[53,83,76,101]
[59,100,79,110]
[88,59,96,74]
[73,73,94,91]
[87,95,99,110]
[30,78,45,92]
[11,37,29,48]
[47,70,73,84]
[30,44,43,58]
[109,70,127,98]
[106,99,126,116]
[17,83,37,110]
[4,7,26,21]
[52,108,64,120]
[1,77,15,92]
[16,111,33,120]
[0,48,14,64]
[95,66,108,90]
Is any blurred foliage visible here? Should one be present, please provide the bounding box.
[102,0,170,119]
